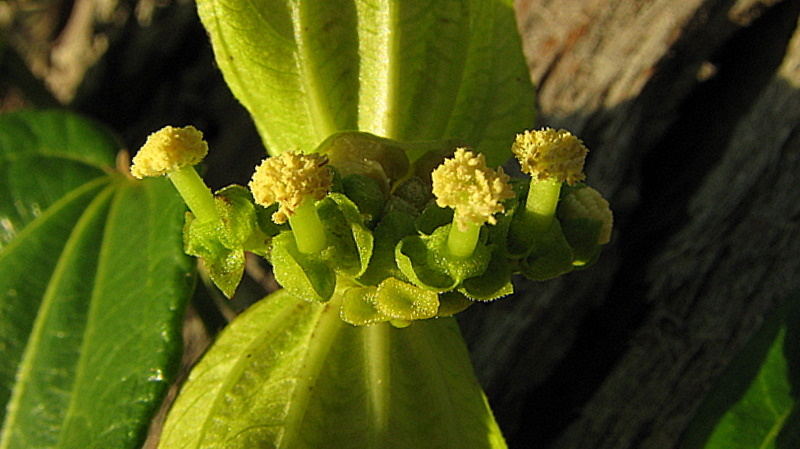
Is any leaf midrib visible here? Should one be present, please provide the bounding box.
[0,183,116,449]
[0,177,111,257]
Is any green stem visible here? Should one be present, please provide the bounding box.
[446,219,481,259]
[524,178,562,234]
[167,165,219,224]
[288,198,327,254]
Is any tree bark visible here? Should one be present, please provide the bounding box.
[459,0,800,447]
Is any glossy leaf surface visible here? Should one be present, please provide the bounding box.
[0,110,194,448]
[197,0,535,166]
[159,289,507,449]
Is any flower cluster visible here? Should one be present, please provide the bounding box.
[131,128,613,325]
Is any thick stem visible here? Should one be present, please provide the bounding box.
[168,165,218,223]
[524,178,562,234]
[447,219,481,259]
[288,199,327,254]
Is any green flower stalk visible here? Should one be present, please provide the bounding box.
[431,148,514,258]
[512,128,588,234]
[130,125,218,224]
[249,151,333,255]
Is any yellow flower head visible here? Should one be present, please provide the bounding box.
[249,151,333,224]
[558,186,613,244]
[431,148,514,231]
[512,128,587,185]
[130,126,208,179]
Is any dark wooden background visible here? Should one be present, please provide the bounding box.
[2,0,799,448]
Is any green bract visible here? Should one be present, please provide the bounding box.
[183,184,275,297]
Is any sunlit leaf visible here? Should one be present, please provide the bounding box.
[0,110,194,448]
[197,0,535,165]
[159,289,507,449]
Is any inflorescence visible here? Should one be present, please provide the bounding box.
[131,128,613,326]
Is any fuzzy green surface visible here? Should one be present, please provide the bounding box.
[159,289,507,449]
[197,0,534,165]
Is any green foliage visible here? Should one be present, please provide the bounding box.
[197,0,535,166]
[0,1,613,447]
[682,294,800,449]
[0,110,195,448]
[159,289,507,449]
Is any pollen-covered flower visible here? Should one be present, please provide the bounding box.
[130,126,208,179]
[512,128,587,185]
[431,148,514,231]
[249,151,333,224]
[558,186,613,244]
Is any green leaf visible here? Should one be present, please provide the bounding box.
[0,110,116,249]
[198,0,535,165]
[682,294,800,449]
[159,289,507,449]
[0,110,194,448]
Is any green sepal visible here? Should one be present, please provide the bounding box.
[373,277,439,321]
[182,185,280,297]
[358,197,419,286]
[396,224,492,292]
[270,231,336,302]
[395,234,457,291]
[339,284,390,326]
[560,216,603,267]
[183,212,244,298]
[519,219,575,281]
[338,278,441,326]
[214,184,272,256]
[437,291,475,317]
[416,202,454,235]
[460,247,514,301]
[502,180,534,259]
[317,193,374,277]
[392,176,434,211]
[340,174,386,225]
